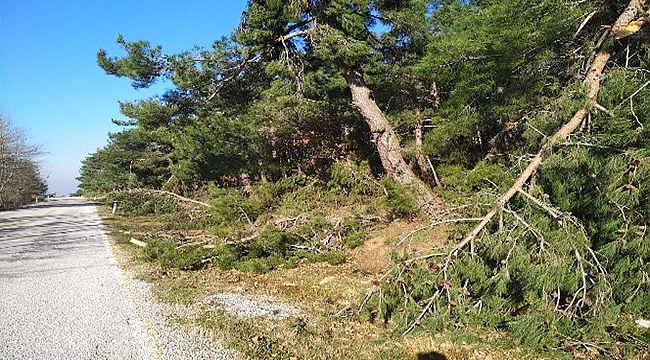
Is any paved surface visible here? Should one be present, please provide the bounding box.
[0,199,234,360]
[0,199,158,359]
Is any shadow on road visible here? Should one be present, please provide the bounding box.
[19,201,98,210]
[0,200,109,277]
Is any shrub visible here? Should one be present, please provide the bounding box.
[314,250,347,265]
[143,238,212,270]
[327,161,384,199]
[378,178,419,218]
[108,190,178,215]
[209,187,245,224]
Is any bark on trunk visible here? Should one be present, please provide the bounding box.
[611,0,646,37]
[345,69,416,184]
[345,69,437,211]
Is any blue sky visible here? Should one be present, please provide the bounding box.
[0,0,246,195]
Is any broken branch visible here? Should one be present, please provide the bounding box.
[456,50,610,252]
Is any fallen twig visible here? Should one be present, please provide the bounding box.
[516,189,562,219]
[146,189,211,207]
[395,217,483,249]
[129,237,148,248]
[402,291,441,336]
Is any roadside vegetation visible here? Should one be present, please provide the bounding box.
[85,0,649,358]
[0,113,47,209]
[100,185,574,360]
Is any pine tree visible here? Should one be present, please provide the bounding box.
[236,0,439,209]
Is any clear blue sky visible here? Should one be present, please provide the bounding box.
[0,0,246,196]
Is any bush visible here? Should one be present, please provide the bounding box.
[312,250,347,265]
[345,231,367,249]
[108,190,178,216]
[143,238,213,270]
[379,178,419,218]
[437,161,509,194]
[209,187,245,224]
[327,161,384,200]
[342,215,370,248]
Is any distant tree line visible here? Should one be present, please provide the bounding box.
[0,113,47,210]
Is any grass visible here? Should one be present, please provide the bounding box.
[195,309,413,360]
[97,202,588,360]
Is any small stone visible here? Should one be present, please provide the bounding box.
[635,319,650,328]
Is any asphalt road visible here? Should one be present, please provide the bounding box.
[0,199,160,360]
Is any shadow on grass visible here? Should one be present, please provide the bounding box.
[417,351,448,360]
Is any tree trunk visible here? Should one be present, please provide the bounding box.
[611,0,646,38]
[345,69,438,212]
[414,117,440,187]
[345,69,416,183]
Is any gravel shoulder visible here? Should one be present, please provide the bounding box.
[0,199,234,360]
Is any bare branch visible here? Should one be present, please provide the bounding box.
[279,29,311,43]
[574,10,598,38]
[614,80,650,109]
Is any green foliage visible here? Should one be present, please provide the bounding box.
[209,175,315,226]
[201,166,428,273]
[140,228,313,274]
[78,127,173,195]
[97,34,165,89]
[365,210,630,348]
[327,161,384,199]
[344,229,369,249]
[378,178,419,218]
[246,175,313,218]
[506,308,566,351]
[521,81,587,150]
[108,190,178,216]
[144,238,213,270]
[173,114,259,184]
[85,0,650,356]
[363,30,650,349]
[307,250,347,266]
[418,0,587,165]
[437,161,510,194]
[250,82,354,178]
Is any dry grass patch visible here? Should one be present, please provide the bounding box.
[353,236,392,274]
[403,334,534,360]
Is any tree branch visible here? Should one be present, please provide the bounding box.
[455,48,611,251]
[611,0,647,39]
[285,17,313,35]
[279,29,311,43]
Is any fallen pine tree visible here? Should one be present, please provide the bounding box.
[362,0,650,356]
